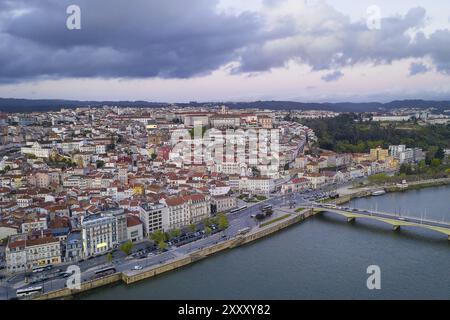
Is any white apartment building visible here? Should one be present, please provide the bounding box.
[139,202,168,235]
[21,217,48,234]
[161,194,211,230]
[5,234,61,273]
[163,197,190,230]
[389,145,425,164]
[302,173,326,189]
[95,144,107,155]
[211,195,237,213]
[210,115,241,128]
[127,215,144,242]
[238,177,275,195]
[20,142,51,158]
[214,162,248,176]
[81,214,117,258]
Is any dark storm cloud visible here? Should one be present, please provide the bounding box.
[0,0,264,82]
[409,62,430,75]
[1,1,450,83]
[236,6,450,76]
[321,70,343,82]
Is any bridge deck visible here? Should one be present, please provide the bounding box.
[312,206,450,239]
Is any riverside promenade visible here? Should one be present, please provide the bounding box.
[34,207,317,300]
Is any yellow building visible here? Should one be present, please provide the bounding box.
[370,147,389,161]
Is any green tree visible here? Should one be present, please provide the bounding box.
[431,158,441,168]
[435,147,445,160]
[119,240,133,256]
[216,213,229,230]
[251,167,261,177]
[418,160,427,173]
[157,241,167,251]
[400,163,413,175]
[169,228,181,239]
[187,224,196,233]
[204,226,212,235]
[149,230,166,243]
[96,160,105,169]
[202,217,211,227]
[106,252,113,263]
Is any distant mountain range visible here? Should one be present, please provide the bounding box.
[1,97,450,113]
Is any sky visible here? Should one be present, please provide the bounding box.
[1,0,450,103]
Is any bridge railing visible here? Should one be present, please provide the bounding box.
[311,204,450,227]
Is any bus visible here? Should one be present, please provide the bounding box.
[32,265,53,273]
[261,205,273,212]
[230,206,248,214]
[32,267,46,273]
[94,266,116,278]
[16,286,43,298]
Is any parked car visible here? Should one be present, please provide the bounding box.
[133,265,143,270]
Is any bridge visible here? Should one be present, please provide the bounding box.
[309,204,450,240]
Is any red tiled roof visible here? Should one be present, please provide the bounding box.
[127,215,142,227]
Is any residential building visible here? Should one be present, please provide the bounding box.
[238,177,275,195]
[370,146,389,161]
[211,195,237,214]
[81,214,116,258]
[139,202,168,235]
[65,231,83,262]
[5,234,61,273]
[127,215,143,242]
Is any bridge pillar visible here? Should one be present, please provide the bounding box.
[392,225,401,231]
[347,217,355,223]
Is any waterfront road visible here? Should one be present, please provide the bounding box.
[0,185,336,300]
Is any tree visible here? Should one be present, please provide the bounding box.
[149,230,166,243]
[204,226,212,235]
[119,240,133,256]
[216,213,229,230]
[202,217,211,227]
[399,163,413,175]
[435,147,445,160]
[169,228,181,239]
[106,253,113,263]
[151,153,157,160]
[251,167,260,177]
[96,160,105,169]
[187,224,196,233]
[157,241,167,251]
[418,160,427,173]
[431,158,441,168]
[25,153,37,160]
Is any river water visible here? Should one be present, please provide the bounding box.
[79,186,450,300]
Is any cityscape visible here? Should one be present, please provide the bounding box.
[0,0,449,309]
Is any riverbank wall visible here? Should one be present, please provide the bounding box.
[34,209,317,300]
[336,178,450,205]
[33,273,122,300]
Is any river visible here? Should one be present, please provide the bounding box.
[79,185,450,300]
